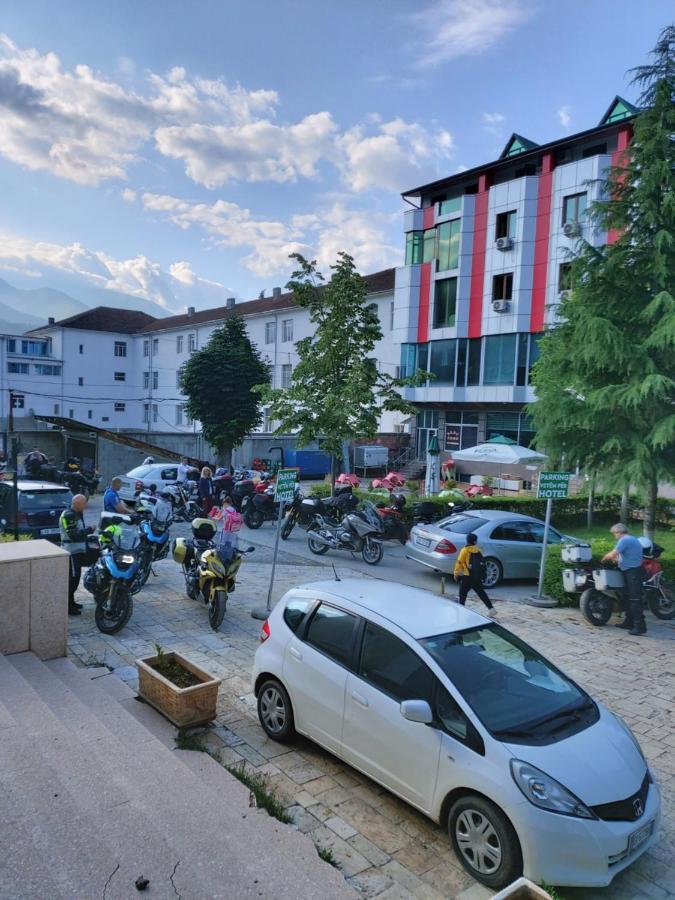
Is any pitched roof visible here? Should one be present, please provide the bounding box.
[137,267,396,334]
[500,133,539,160]
[41,306,157,334]
[599,95,640,126]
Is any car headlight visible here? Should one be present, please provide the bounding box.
[510,759,595,819]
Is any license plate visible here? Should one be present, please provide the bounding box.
[415,536,431,548]
[41,528,60,535]
[628,820,653,854]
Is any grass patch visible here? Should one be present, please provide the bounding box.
[222,760,293,824]
[317,846,339,868]
[540,884,564,899]
[175,730,209,752]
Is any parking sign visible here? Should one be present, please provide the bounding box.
[537,471,572,499]
[274,468,298,503]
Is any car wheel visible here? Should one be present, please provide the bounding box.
[482,557,503,588]
[449,795,522,890]
[257,679,296,741]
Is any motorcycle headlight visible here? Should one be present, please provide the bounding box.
[120,554,135,564]
[510,759,595,819]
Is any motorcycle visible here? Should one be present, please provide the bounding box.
[226,475,271,512]
[411,498,472,525]
[61,457,101,496]
[374,493,408,545]
[133,494,174,591]
[281,484,357,540]
[242,485,279,529]
[172,518,254,630]
[84,519,141,634]
[165,483,201,522]
[307,501,385,565]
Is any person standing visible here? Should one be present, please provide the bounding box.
[103,477,133,514]
[24,447,48,478]
[601,523,646,635]
[59,494,96,616]
[177,457,193,484]
[198,466,215,515]
[453,533,496,616]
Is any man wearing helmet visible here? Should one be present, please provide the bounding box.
[601,523,647,635]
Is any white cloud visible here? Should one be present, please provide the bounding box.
[411,0,532,67]
[481,111,506,137]
[557,105,572,128]
[121,188,137,203]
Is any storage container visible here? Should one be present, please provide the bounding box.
[593,568,625,591]
[562,543,592,564]
[562,568,588,593]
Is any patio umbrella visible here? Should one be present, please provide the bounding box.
[424,434,441,496]
[450,443,546,465]
[486,434,517,445]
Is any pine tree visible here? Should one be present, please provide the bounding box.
[180,316,270,464]
[262,252,418,484]
[531,26,675,536]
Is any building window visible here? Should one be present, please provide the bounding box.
[114,341,127,357]
[405,231,424,266]
[496,210,517,240]
[8,362,29,374]
[467,338,482,386]
[11,394,25,409]
[34,364,61,376]
[143,372,149,390]
[559,262,573,293]
[153,371,159,390]
[7,339,16,352]
[143,403,158,423]
[21,340,48,356]
[185,406,192,427]
[69,408,74,418]
[78,376,84,386]
[143,340,149,357]
[433,278,457,328]
[188,333,196,352]
[444,411,480,450]
[423,228,436,263]
[493,273,513,302]
[153,404,158,423]
[176,335,184,353]
[400,343,429,379]
[281,364,292,388]
[175,405,183,426]
[114,371,126,382]
[102,416,109,422]
[265,322,276,344]
[562,192,587,225]
[87,410,92,420]
[176,370,182,388]
[281,319,293,343]
[152,338,159,354]
[483,333,517,385]
[437,219,460,272]
[79,344,83,354]
[438,197,462,217]
[429,339,457,384]
[389,301,395,331]
[53,404,60,415]
[114,402,125,412]
[516,333,529,386]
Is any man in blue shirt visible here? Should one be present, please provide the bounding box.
[103,477,133,515]
[602,523,646,635]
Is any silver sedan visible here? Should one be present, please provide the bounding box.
[405,509,569,587]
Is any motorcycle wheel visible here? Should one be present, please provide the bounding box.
[647,583,675,620]
[307,532,329,555]
[281,513,296,541]
[185,573,199,601]
[187,502,201,520]
[245,508,264,529]
[95,583,133,634]
[580,588,613,626]
[362,538,383,566]
[208,587,227,631]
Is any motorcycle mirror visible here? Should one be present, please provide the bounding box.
[246,546,255,553]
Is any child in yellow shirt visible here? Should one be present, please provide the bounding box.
[453,532,496,615]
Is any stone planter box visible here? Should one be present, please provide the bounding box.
[136,652,221,728]
[493,878,552,900]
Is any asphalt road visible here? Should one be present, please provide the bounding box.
[84,494,534,603]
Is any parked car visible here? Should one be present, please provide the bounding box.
[253,579,660,891]
[117,463,193,502]
[406,510,571,587]
[0,480,72,541]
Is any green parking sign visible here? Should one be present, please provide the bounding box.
[274,468,298,503]
[537,471,572,499]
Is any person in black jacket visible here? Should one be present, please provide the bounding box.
[59,494,97,615]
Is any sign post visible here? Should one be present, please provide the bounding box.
[251,468,298,621]
[532,472,572,602]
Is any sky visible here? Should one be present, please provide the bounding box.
[0,0,672,314]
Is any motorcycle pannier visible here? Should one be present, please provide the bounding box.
[172,537,188,565]
[562,568,587,593]
[191,518,217,540]
[561,543,592,563]
[592,568,625,591]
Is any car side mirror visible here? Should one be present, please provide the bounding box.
[400,699,433,725]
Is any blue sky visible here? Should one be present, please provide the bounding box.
[0,0,671,314]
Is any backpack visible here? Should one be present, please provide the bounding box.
[469,549,487,582]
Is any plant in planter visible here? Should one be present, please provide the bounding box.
[136,643,221,728]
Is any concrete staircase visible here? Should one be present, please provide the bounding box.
[0,652,354,900]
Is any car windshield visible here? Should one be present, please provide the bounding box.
[127,465,154,478]
[19,490,71,510]
[420,624,592,740]
[439,514,488,533]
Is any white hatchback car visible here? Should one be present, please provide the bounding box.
[253,580,660,891]
[118,462,192,502]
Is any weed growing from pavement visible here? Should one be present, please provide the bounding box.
[541,884,563,899]
[317,846,339,868]
[222,760,293,824]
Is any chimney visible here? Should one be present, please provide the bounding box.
[187,306,195,317]
[258,290,265,299]
[226,297,236,310]
[272,287,282,298]
[48,317,55,325]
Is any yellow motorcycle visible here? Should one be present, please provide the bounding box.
[172,518,254,630]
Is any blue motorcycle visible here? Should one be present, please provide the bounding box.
[132,495,173,592]
[84,523,141,634]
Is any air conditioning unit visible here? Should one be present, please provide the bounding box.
[492,300,510,313]
[563,221,581,238]
[495,236,514,251]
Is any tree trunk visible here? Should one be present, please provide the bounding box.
[586,475,595,529]
[330,454,336,495]
[643,475,658,540]
[620,484,630,523]
[217,447,232,469]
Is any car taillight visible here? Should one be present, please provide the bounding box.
[135,480,144,491]
[260,620,271,643]
[435,539,457,555]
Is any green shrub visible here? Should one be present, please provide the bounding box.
[0,533,32,543]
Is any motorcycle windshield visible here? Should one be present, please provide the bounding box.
[153,500,173,524]
[359,503,384,531]
[114,525,141,551]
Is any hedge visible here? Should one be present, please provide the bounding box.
[544,538,675,607]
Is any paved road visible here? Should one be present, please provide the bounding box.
[85,493,536,603]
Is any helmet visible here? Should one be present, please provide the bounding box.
[391,493,406,509]
[638,537,654,558]
[191,518,217,540]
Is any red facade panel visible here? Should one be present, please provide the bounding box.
[529,152,555,332]
[417,261,432,342]
[468,175,490,338]
[607,125,632,246]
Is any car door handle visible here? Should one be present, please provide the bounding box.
[351,691,368,708]
[289,646,303,661]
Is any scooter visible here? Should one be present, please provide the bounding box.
[84,520,141,634]
[307,501,385,565]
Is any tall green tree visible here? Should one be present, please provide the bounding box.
[180,316,270,465]
[262,252,420,485]
[531,26,675,536]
